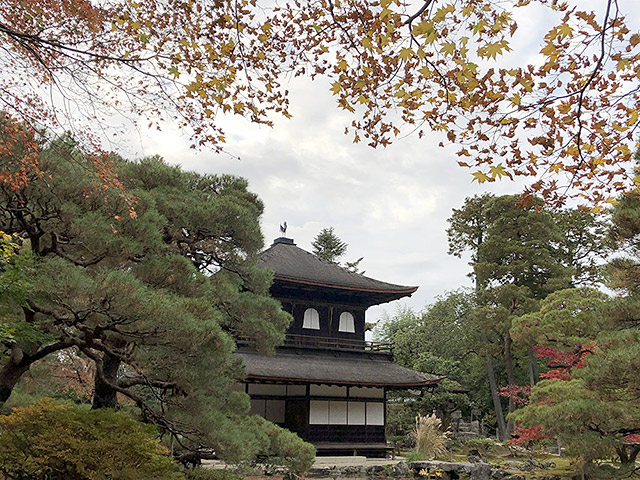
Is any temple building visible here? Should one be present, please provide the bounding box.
[237,237,441,456]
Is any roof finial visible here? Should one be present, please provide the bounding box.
[279,221,287,237]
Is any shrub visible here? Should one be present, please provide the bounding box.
[0,398,181,480]
[412,414,450,460]
[257,418,316,474]
[464,438,496,457]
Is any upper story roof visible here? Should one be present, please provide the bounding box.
[258,237,418,307]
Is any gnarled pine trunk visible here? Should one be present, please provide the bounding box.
[0,346,32,406]
[92,352,120,409]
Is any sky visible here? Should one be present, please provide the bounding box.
[120,0,638,326]
[129,73,526,325]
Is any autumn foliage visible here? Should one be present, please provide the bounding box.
[0,398,181,480]
[505,344,593,445]
[0,0,638,206]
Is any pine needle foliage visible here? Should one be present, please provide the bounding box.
[311,227,347,263]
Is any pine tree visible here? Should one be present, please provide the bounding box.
[0,122,314,465]
[312,227,347,264]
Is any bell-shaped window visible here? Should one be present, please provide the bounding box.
[338,312,355,333]
[303,308,320,330]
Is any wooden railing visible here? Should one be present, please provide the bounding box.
[238,334,393,354]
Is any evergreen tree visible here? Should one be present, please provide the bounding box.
[511,287,640,472]
[375,293,483,425]
[510,175,640,471]
[311,227,364,273]
[311,227,347,263]
[0,124,312,464]
[446,194,606,440]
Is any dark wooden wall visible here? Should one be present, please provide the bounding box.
[280,301,366,341]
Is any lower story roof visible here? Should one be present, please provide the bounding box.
[237,349,442,388]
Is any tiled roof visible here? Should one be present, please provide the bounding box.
[238,349,442,388]
[258,238,418,296]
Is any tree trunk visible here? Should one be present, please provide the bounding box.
[483,332,507,441]
[528,348,540,385]
[616,444,640,465]
[0,339,76,408]
[0,346,32,406]
[504,329,516,436]
[92,352,120,409]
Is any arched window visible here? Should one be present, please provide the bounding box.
[338,312,355,333]
[303,308,320,330]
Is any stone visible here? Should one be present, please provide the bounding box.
[410,460,492,480]
[394,461,410,476]
[365,465,386,476]
[490,469,511,480]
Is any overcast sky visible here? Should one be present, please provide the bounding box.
[122,1,637,325]
[128,74,527,324]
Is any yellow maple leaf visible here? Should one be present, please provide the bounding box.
[617,59,631,71]
[556,23,573,39]
[418,66,431,77]
[261,22,272,34]
[480,41,511,60]
[472,171,490,183]
[433,3,455,22]
[489,164,511,180]
[461,4,474,16]
[412,20,433,37]
[540,42,558,61]
[519,78,534,92]
[399,47,414,61]
[440,42,456,56]
[330,81,342,95]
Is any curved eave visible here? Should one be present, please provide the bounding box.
[245,372,443,388]
[273,274,418,296]
[238,351,441,389]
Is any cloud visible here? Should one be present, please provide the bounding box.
[122,8,590,323]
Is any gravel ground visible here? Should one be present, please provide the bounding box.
[202,455,405,470]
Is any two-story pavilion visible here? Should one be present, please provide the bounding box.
[237,237,441,456]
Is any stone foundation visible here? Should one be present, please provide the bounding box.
[298,460,579,480]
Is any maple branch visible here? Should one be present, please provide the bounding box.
[233,0,255,96]
[569,0,614,188]
[404,0,436,27]
[0,22,154,64]
[326,0,362,57]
